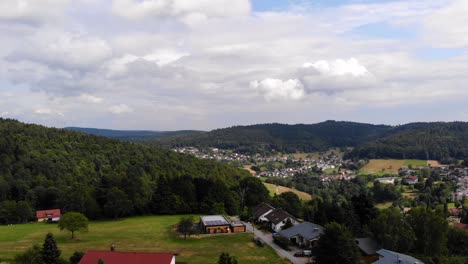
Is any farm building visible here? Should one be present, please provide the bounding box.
[79,251,175,264]
[199,215,245,233]
[279,222,324,248]
[36,209,61,222]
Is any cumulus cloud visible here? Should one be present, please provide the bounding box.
[8,31,112,70]
[250,79,305,101]
[0,0,69,24]
[109,104,133,114]
[111,0,251,22]
[302,58,369,77]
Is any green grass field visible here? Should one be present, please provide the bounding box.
[360,159,428,175]
[263,183,312,200]
[0,216,288,264]
[403,159,427,167]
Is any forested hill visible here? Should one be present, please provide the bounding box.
[0,118,264,223]
[151,121,392,154]
[64,127,203,141]
[344,122,468,161]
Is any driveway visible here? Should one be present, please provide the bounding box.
[243,221,311,264]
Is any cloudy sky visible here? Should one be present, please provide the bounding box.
[1,0,467,130]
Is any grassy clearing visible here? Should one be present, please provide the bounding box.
[243,165,257,175]
[0,216,288,264]
[375,202,393,210]
[403,159,427,167]
[263,183,312,201]
[360,159,405,175]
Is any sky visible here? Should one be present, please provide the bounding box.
[1,0,468,130]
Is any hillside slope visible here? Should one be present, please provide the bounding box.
[0,118,253,221]
[64,127,203,141]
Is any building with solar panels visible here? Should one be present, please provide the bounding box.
[199,215,246,234]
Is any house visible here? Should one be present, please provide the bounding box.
[253,202,275,222]
[279,222,324,248]
[36,209,61,222]
[355,238,381,256]
[79,251,175,264]
[264,209,298,232]
[407,176,418,185]
[448,208,461,217]
[372,249,424,264]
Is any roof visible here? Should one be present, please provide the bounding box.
[265,209,294,225]
[373,249,424,264]
[448,208,461,216]
[253,203,274,219]
[36,209,61,219]
[79,251,174,264]
[454,223,468,230]
[355,238,381,255]
[279,221,324,240]
[200,215,230,226]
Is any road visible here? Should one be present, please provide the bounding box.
[243,221,310,264]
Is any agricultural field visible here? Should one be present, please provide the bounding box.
[263,183,312,201]
[0,216,288,264]
[360,159,428,175]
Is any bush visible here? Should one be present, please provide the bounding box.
[273,235,290,250]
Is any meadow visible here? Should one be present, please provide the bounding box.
[263,183,313,201]
[0,215,288,264]
[360,159,428,175]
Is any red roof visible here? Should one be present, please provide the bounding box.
[454,223,468,231]
[36,209,61,219]
[79,251,175,264]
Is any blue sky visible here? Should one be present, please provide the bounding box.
[1,0,468,130]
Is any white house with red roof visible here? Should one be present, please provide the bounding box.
[36,209,61,222]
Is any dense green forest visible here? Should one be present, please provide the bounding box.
[150,121,392,154]
[345,122,468,161]
[0,118,268,223]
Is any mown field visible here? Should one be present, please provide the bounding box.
[263,183,312,201]
[360,159,429,175]
[0,216,288,264]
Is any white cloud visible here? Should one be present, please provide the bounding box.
[34,108,64,116]
[303,58,369,77]
[250,78,305,101]
[79,94,103,104]
[0,0,69,24]
[109,104,133,114]
[423,0,468,48]
[111,0,251,22]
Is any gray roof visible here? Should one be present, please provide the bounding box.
[265,209,294,225]
[253,203,274,219]
[200,215,230,226]
[373,249,424,264]
[279,222,324,240]
[355,238,381,255]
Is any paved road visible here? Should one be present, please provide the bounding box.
[243,221,310,264]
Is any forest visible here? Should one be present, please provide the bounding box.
[0,118,268,222]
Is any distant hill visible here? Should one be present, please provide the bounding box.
[150,121,393,154]
[344,122,468,161]
[64,127,204,141]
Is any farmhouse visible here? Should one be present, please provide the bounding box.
[36,209,61,222]
[79,251,175,264]
[279,222,324,248]
[265,208,298,232]
[372,249,423,264]
[253,202,275,222]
